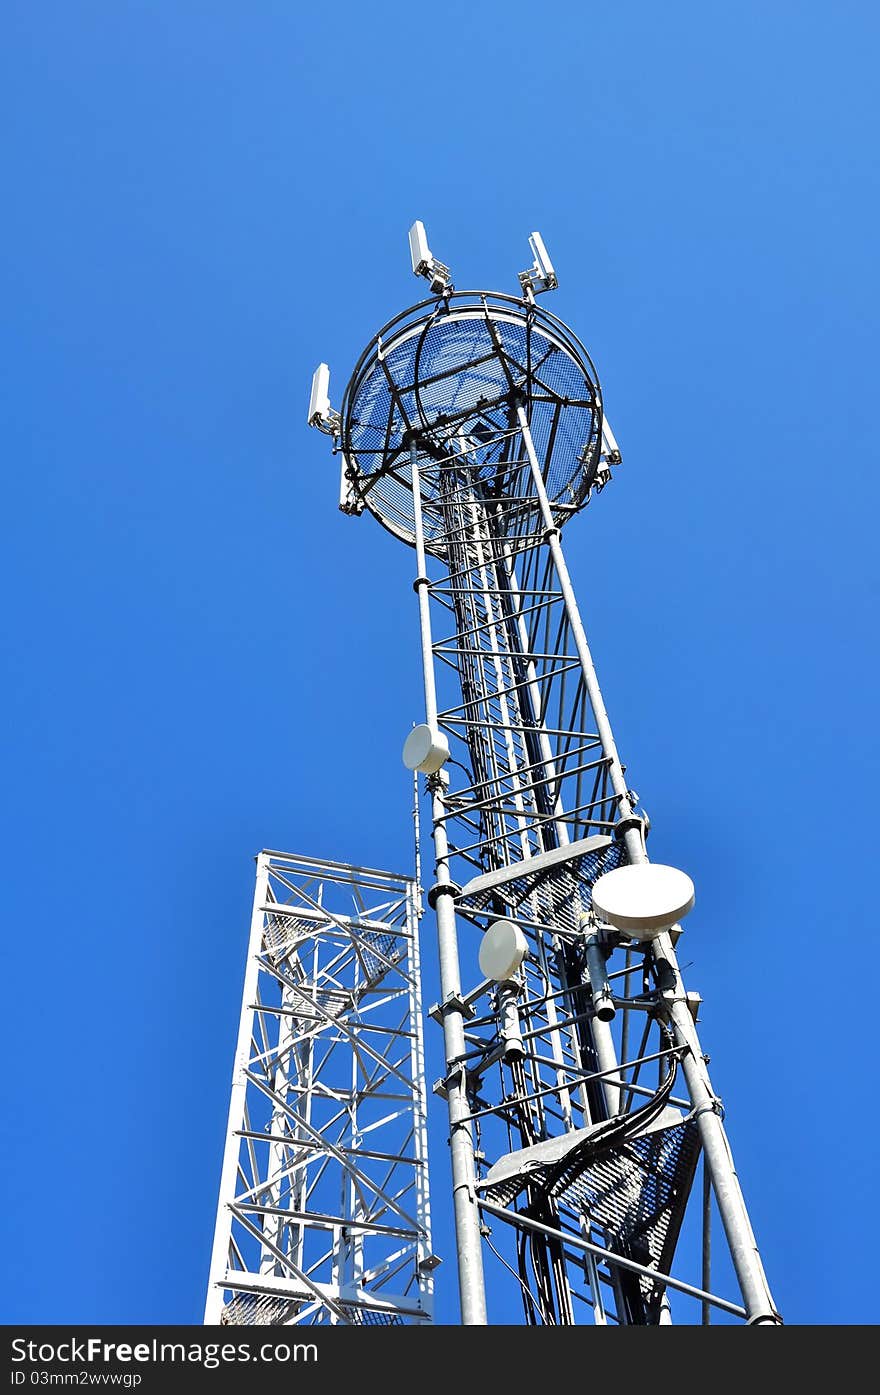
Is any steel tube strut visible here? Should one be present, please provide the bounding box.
[409,441,488,1325]
[479,1199,748,1319]
[702,1157,712,1326]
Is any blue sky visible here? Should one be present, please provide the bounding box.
[1,2,877,1325]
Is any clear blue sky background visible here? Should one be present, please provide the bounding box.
[1,2,877,1326]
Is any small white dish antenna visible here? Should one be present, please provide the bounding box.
[590,863,695,941]
[479,919,528,982]
[402,723,450,774]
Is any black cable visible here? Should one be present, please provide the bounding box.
[486,1232,543,1324]
[517,1020,681,1213]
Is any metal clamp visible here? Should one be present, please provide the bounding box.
[428,991,477,1024]
[427,880,462,908]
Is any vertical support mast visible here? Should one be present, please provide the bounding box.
[409,439,488,1326]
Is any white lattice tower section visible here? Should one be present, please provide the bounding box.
[205,852,436,1326]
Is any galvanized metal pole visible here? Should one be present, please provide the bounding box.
[409,438,488,1325]
[405,851,436,1310]
[702,1157,712,1326]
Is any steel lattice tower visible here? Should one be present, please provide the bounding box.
[205,853,436,1324]
[207,227,780,1327]
[307,228,781,1327]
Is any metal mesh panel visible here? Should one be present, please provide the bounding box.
[561,1118,702,1313]
[456,839,627,937]
[264,909,313,956]
[340,1307,404,1327]
[286,983,352,1019]
[481,1115,701,1318]
[341,297,602,554]
[221,1293,297,1325]
[221,1293,405,1327]
[360,927,401,981]
[264,912,400,994]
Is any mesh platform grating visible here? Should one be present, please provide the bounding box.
[264,909,314,956]
[481,1113,701,1319]
[340,1307,405,1327]
[456,839,627,938]
[263,912,402,993]
[221,1292,298,1325]
[341,296,603,554]
[221,1292,407,1327]
[359,928,401,981]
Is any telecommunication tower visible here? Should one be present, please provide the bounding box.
[206,226,780,1326]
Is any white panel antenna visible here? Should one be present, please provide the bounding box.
[601,416,622,465]
[408,220,453,295]
[519,230,558,297]
[307,362,340,434]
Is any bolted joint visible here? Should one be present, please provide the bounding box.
[691,1094,726,1123]
[433,1062,470,1101]
[449,1065,476,1100]
[578,909,618,954]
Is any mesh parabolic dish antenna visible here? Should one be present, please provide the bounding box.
[591,863,695,941]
